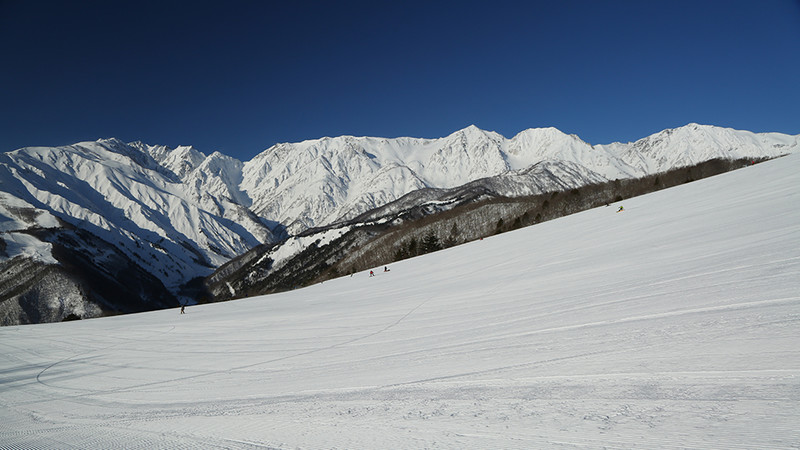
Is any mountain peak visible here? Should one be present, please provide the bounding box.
[462,124,482,132]
[445,125,495,142]
[96,137,127,147]
[513,126,567,137]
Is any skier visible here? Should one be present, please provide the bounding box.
[369,270,374,277]
[384,266,390,272]
[617,205,624,213]
[180,305,185,314]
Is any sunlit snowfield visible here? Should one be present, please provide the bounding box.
[1,155,798,449]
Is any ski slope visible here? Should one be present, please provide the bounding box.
[1,155,799,449]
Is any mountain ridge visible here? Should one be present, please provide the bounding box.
[1,123,797,323]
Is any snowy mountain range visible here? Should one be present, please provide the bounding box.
[2,152,797,448]
[0,124,797,323]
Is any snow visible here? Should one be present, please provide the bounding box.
[265,226,352,271]
[0,232,57,264]
[1,139,269,289]
[2,124,797,294]
[240,124,798,233]
[0,154,799,448]
[0,191,60,232]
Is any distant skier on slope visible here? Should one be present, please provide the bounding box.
[617,205,624,213]
[384,266,390,272]
[180,305,185,314]
[369,270,374,277]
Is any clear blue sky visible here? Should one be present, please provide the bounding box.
[2,0,799,160]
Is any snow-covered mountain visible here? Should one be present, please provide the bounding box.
[1,152,797,448]
[0,124,797,323]
[0,139,274,287]
[239,123,797,231]
[599,123,800,175]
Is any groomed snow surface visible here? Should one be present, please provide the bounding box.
[1,155,799,449]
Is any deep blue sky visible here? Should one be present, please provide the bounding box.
[2,1,799,160]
